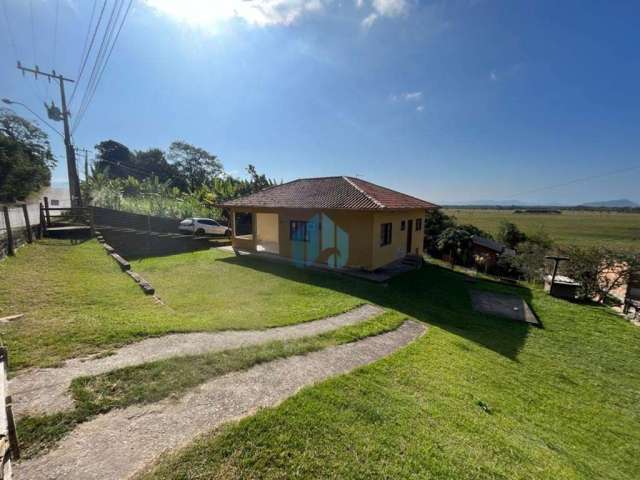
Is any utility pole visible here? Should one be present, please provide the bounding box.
[75,147,91,181]
[16,62,82,207]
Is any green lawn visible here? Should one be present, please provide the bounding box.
[3,240,640,479]
[141,259,640,480]
[0,240,361,370]
[18,311,405,459]
[444,208,640,250]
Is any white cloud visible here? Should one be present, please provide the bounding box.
[402,91,422,101]
[390,91,424,111]
[355,0,365,8]
[372,0,408,17]
[144,0,331,28]
[489,63,524,82]
[361,12,378,28]
[361,0,409,28]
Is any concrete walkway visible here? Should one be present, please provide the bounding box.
[15,320,425,480]
[10,304,383,418]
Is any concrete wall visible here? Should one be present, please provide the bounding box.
[230,207,425,271]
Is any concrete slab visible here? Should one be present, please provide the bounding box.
[469,290,540,326]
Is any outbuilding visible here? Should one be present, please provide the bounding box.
[219,176,437,271]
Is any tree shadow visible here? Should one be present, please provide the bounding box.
[217,255,534,361]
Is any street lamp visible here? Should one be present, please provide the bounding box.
[1,97,64,138]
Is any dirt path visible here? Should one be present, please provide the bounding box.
[15,320,426,480]
[10,304,383,418]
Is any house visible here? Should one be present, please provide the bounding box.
[219,176,438,271]
[470,235,515,270]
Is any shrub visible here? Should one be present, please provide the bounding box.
[497,221,527,248]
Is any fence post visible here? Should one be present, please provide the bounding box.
[89,207,95,237]
[2,206,13,256]
[39,203,46,238]
[43,196,51,227]
[21,204,33,243]
[147,213,151,256]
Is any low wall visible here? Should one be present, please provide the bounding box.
[92,207,228,234]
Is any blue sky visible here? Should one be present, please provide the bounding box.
[1,0,639,205]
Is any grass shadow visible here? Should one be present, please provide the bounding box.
[217,254,533,360]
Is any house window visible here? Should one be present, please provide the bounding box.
[50,199,60,206]
[401,220,406,231]
[290,220,309,242]
[380,223,392,246]
[416,218,422,231]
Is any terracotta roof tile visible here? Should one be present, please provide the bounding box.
[219,176,438,210]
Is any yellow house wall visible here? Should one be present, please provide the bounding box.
[230,208,374,269]
[371,209,425,270]
[230,207,424,271]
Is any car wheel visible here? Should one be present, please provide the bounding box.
[195,228,205,236]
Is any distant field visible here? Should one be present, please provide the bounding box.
[444,209,640,251]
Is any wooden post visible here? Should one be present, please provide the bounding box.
[39,202,46,238]
[43,196,51,227]
[2,206,13,256]
[146,213,151,256]
[89,207,95,237]
[21,204,33,243]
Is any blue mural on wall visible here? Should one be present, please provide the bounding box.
[291,213,349,269]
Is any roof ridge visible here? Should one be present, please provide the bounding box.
[349,177,440,209]
[342,176,385,209]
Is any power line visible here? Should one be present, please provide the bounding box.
[73,0,133,133]
[27,0,46,100]
[70,0,106,105]
[1,0,19,59]
[505,165,640,199]
[72,0,123,131]
[1,99,64,138]
[3,0,45,103]
[47,0,60,99]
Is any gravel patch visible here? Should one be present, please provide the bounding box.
[10,304,383,418]
[14,320,425,480]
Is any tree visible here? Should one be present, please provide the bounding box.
[94,140,135,179]
[436,226,473,265]
[424,209,456,252]
[167,141,223,191]
[0,109,55,201]
[497,228,554,281]
[562,246,640,302]
[497,221,527,248]
[500,240,549,282]
[133,148,184,188]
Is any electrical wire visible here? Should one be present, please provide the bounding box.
[28,0,47,101]
[70,0,106,105]
[73,0,133,133]
[47,0,60,99]
[3,0,46,103]
[504,165,640,199]
[72,0,123,131]
[1,0,19,59]
[3,102,64,138]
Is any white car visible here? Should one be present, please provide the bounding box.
[179,218,231,236]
